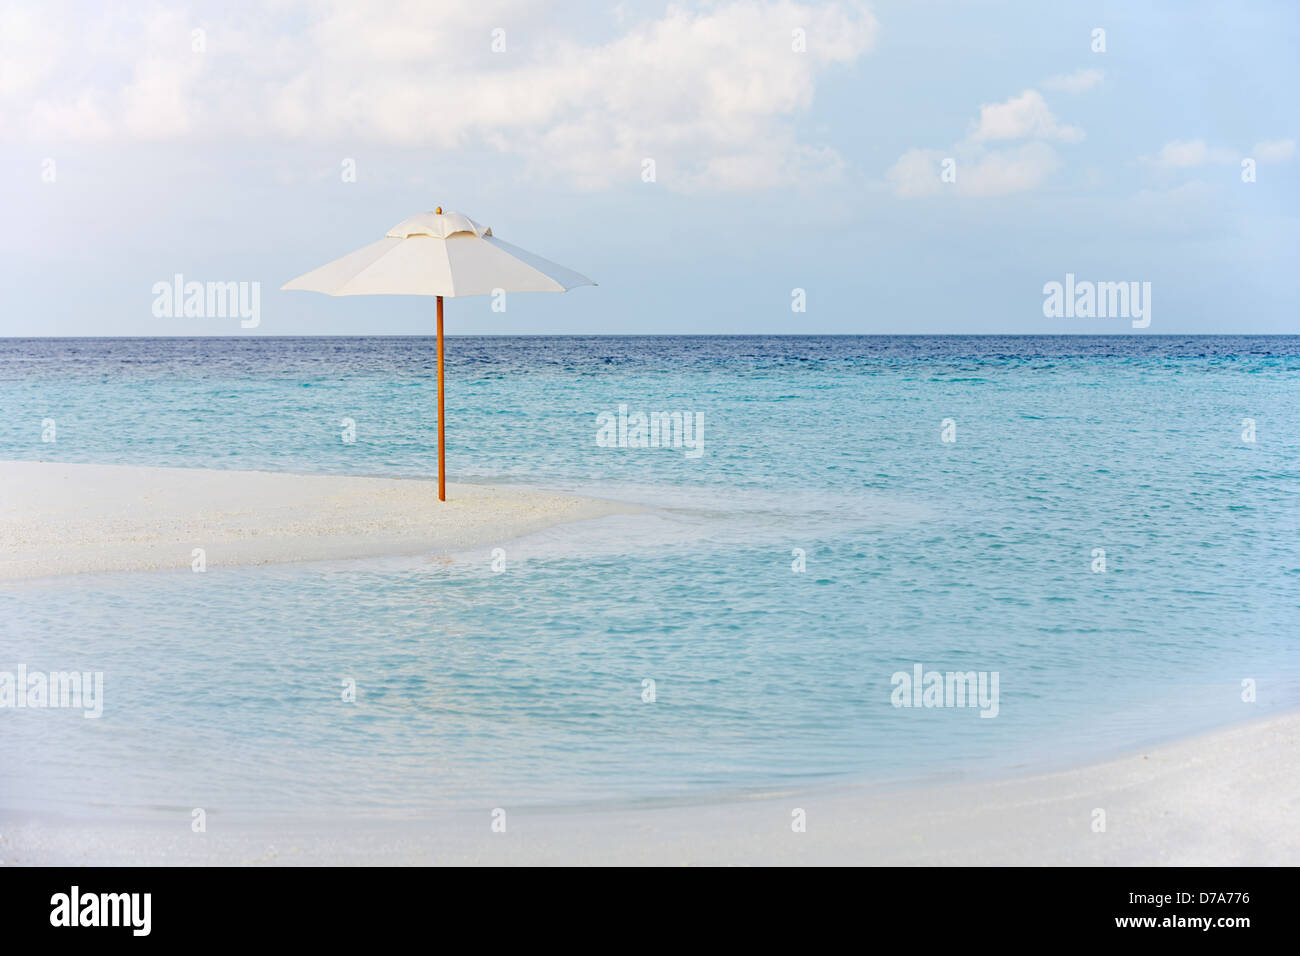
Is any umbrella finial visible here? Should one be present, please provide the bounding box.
[435,206,442,214]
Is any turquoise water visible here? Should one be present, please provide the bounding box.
[1,336,1298,819]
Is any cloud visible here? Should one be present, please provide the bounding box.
[1142,137,1294,168]
[887,142,1060,198]
[0,0,880,192]
[958,141,1062,196]
[1146,139,1238,167]
[887,87,1079,198]
[970,89,1084,143]
[886,148,947,199]
[1042,68,1104,93]
[1252,138,1296,163]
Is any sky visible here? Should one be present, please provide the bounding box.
[1,0,1297,336]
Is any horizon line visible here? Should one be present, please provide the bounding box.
[4,332,1299,340]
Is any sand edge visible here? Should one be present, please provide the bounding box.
[0,459,643,580]
[2,709,1295,865]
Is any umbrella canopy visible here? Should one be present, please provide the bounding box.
[283,207,594,500]
[282,209,594,297]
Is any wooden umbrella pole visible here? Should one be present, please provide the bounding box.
[437,294,446,501]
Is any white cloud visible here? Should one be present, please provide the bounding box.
[0,6,61,99]
[1142,137,1294,168]
[887,87,1079,198]
[1042,68,1104,93]
[1147,139,1238,167]
[0,0,880,192]
[970,89,1084,143]
[958,141,1061,196]
[886,148,947,199]
[1252,138,1296,163]
[887,142,1060,198]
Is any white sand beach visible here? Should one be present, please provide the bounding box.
[3,710,1295,866]
[0,460,640,580]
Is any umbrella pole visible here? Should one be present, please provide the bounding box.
[437,294,445,501]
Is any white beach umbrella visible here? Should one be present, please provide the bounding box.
[283,207,594,500]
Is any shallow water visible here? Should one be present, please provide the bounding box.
[1,336,1297,818]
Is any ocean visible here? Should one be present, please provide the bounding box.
[2,335,1297,819]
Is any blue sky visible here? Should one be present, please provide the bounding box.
[2,0,1297,335]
